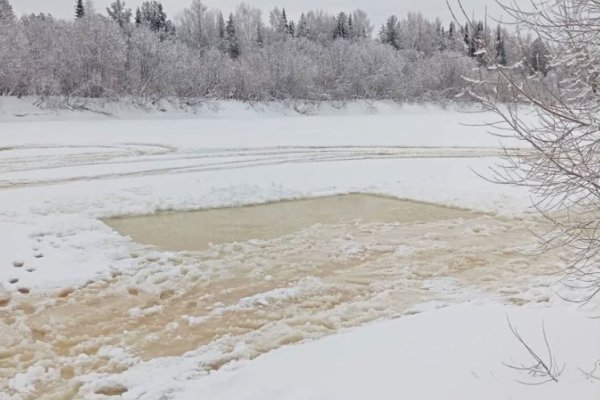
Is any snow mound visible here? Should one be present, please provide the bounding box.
[173,303,600,400]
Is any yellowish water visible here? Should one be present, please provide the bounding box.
[105,194,478,251]
[1,195,561,399]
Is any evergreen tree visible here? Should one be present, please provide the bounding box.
[139,1,171,35]
[347,13,355,39]
[271,8,293,36]
[379,15,401,50]
[296,13,308,38]
[281,8,289,34]
[469,37,476,57]
[225,13,240,59]
[530,37,549,76]
[217,12,225,40]
[256,23,264,45]
[107,0,132,29]
[288,20,295,37]
[448,21,455,40]
[476,21,485,39]
[471,21,485,64]
[75,0,85,19]
[0,0,15,23]
[469,24,480,58]
[333,12,349,39]
[135,7,141,26]
[156,3,166,31]
[467,23,478,57]
[463,23,469,47]
[475,21,492,65]
[439,27,447,51]
[495,25,507,66]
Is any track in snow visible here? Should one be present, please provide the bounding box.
[0,144,515,189]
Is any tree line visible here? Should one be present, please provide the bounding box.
[0,0,550,102]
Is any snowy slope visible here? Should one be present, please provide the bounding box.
[153,303,600,400]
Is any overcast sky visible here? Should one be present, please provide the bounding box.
[12,0,504,27]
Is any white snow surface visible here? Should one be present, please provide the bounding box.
[143,302,600,400]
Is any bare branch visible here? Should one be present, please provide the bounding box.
[503,317,565,385]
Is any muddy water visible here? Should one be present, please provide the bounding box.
[105,194,477,251]
[1,196,562,399]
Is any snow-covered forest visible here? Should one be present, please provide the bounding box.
[0,0,549,101]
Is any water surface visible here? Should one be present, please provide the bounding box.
[106,194,476,251]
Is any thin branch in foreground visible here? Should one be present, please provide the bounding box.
[503,317,565,385]
[578,360,600,382]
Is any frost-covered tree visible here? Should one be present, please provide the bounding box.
[270,7,290,36]
[140,1,168,33]
[444,21,464,52]
[379,13,441,54]
[128,25,162,94]
[397,13,441,55]
[352,10,373,39]
[302,10,336,43]
[19,14,65,95]
[296,13,308,38]
[0,0,15,23]
[234,3,263,48]
[0,0,26,95]
[333,12,349,40]
[70,13,127,96]
[107,0,132,29]
[0,3,506,102]
[177,0,209,49]
[85,0,96,17]
[352,10,372,39]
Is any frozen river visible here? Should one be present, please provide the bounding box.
[2,101,591,400]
